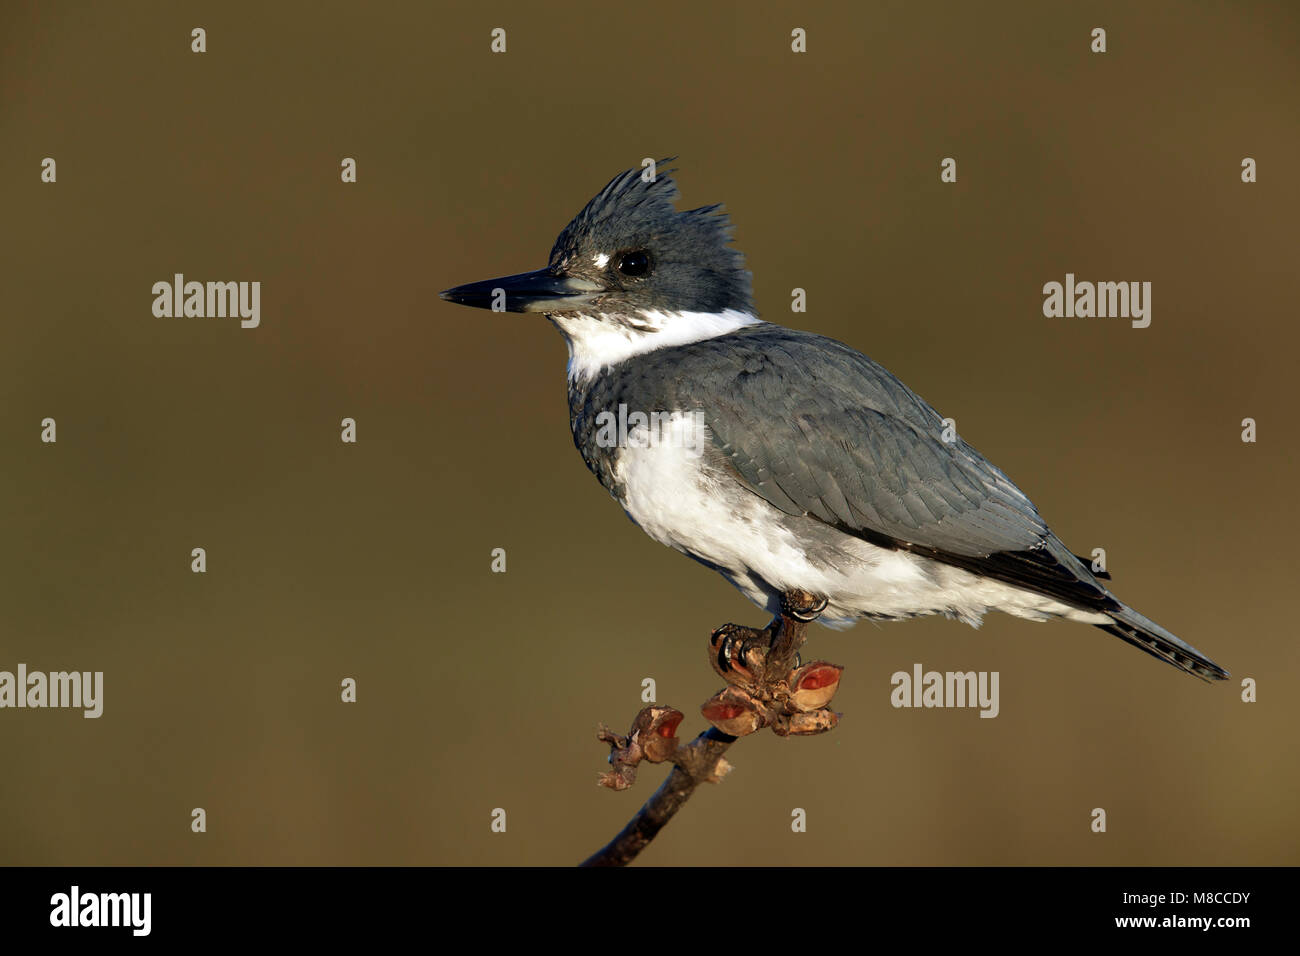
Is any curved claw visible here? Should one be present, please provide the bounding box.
[783,593,829,623]
[710,624,770,688]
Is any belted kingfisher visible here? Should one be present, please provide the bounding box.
[441,163,1227,683]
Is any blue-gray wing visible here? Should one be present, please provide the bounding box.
[658,326,1117,612]
[695,328,1048,557]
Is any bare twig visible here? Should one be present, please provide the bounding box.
[580,728,736,867]
[580,589,843,867]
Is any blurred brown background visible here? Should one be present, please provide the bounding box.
[1,0,1296,866]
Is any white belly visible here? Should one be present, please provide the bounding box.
[611,414,1109,629]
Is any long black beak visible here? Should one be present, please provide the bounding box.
[439,268,602,313]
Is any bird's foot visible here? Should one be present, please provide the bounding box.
[781,590,830,623]
[701,589,844,738]
[709,623,779,692]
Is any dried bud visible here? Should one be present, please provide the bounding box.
[637,707,684,762]
[773,708,840,737]
[632,706,683,739]
[701,687,766,737]
[598,768,636,790]
[789,662,844,712]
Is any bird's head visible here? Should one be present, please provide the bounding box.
[441,161,759,380]
[441,161,753,316]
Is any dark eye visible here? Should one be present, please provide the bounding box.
[616,250,651,278]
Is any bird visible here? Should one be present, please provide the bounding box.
[440,161,1227,683]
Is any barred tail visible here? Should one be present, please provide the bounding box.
[1098,605,1228,683]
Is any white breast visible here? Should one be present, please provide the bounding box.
[612,415,1110,629]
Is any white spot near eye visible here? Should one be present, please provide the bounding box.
[593,253,610,269]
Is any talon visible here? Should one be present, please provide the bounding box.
[711,625,738,674]
[784,593,829,623]
[710,624,768,687]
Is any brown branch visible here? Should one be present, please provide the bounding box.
[579,728,736,867]
[580,589,842,867]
